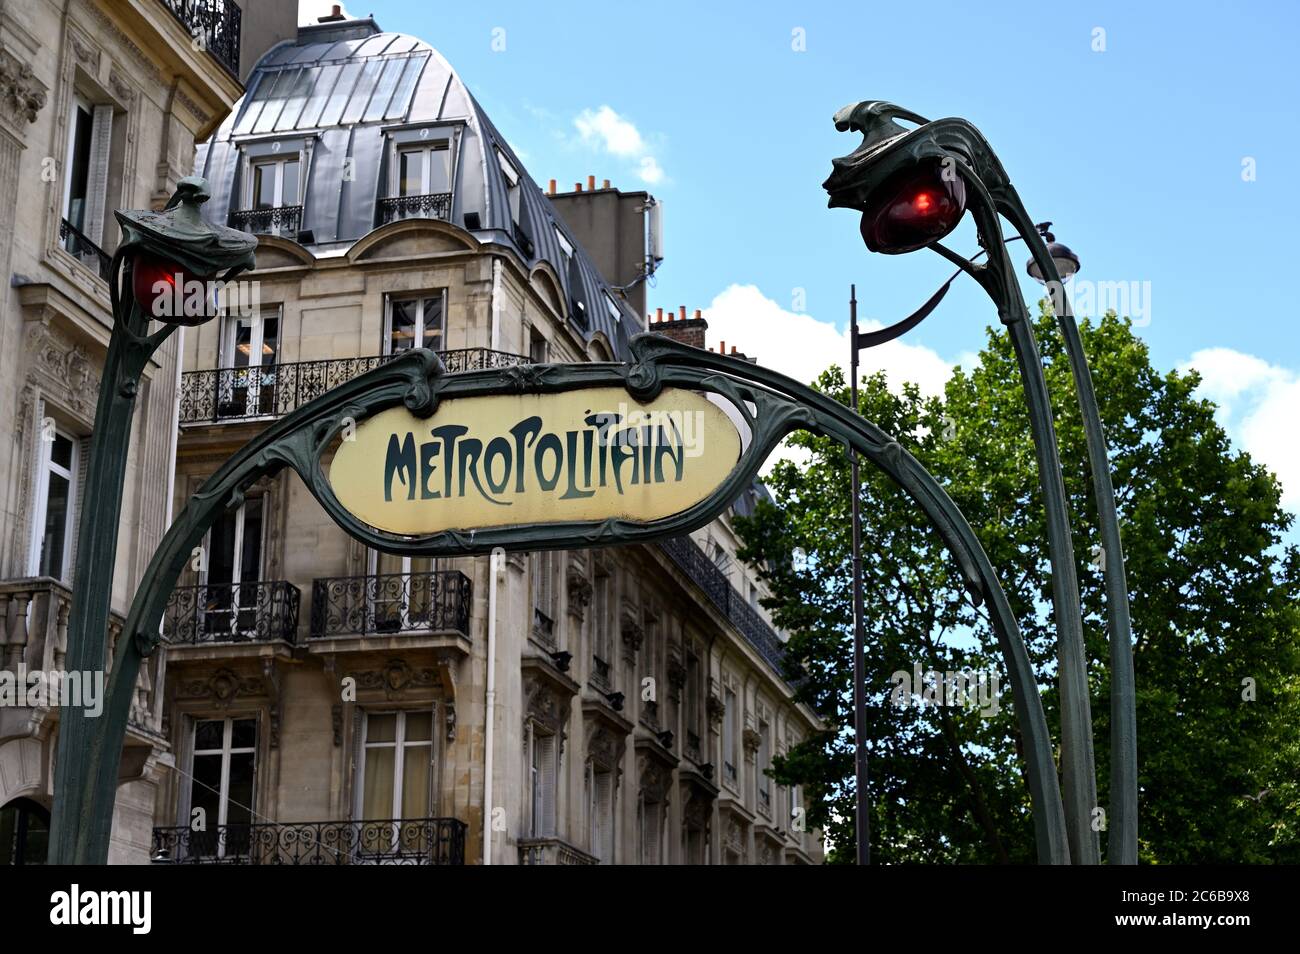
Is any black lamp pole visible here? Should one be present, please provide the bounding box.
[848,283,869,865]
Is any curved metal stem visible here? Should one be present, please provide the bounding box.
[1002,199,1138,865]
[957,168,1101,865]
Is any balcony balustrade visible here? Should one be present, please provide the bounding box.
[59,219,112,281]
[151,818,466,864]
[377,192,452,225]
[228,205,303,237]
[517,836,598,865]
[179,350,529,424]
[310,570,471,639]
[158,0,241,76]
[163,581,301,646]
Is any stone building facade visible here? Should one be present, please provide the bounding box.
[146,14,823,865]
[0,0,294,865]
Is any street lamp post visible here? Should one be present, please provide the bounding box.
[48,176,256,865]
[847,284,870,865]
[828,102,1137,865]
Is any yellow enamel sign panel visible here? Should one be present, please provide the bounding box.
[328,387,741,535]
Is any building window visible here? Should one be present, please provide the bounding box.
[723,686,738,785]
[61,93,118,269]
[218,309,280,418]
[0,798,50,866]
[358,710,433,820]
[248,155,300,211]
[188,717,257,859]
[496,150,521,225]
[28,429,78,581]
[201,495,264,639]
[555,227,574,274]
[528,326,548,364]
[367,550,439,633]
[757,719,772,816]
[637,793,663,864]
[384,293,445,354]
[525,721,558,837]
[395,141,450,197]
[586,764,614,862]
[684,650,702,757]
[531,551,557,648]
[603,292,622,327]
[591,566,612,683]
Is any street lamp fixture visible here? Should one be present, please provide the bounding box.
[48,176,257,865]
[825,101,1137,867]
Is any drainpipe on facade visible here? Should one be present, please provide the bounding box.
[483,546,504,864]
[490,258,502,352]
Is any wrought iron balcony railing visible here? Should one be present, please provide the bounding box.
[531,607,555,649]
[163,581,301,646]
[151,818,466,864]
[59,219,112,281]
[158,0,241,77]
[658,535,797,684]
[179,349,530,424]
[310,570,471,639]
[377,192,452,225]
[229,205,303,236]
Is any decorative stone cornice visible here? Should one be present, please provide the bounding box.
[566,565,592,620]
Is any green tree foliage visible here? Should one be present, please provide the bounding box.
[737,306,1300,863]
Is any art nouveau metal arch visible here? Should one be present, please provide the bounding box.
[71,336,1071,865]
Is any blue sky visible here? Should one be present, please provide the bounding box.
[304,1,1300,521]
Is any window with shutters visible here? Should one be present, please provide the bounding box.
[684,648,702,759]
[591,564,613,686]
[757,719,772,816]
[530,550,557,649]
[525,721,558,837]
[637,793,663,864]
[722,686,738,787]
[27,427,79,582]
[586,764,614,862]
[60,91,122,273]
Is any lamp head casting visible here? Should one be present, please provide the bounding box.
[114,176,258,326]
[824,101,968,254]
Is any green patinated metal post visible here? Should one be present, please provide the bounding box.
[48,178,255,864]
[824,101,1138,864]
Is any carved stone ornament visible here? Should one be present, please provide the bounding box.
[0,45,48,126]
[742,726,761,758]
[349,659,437,699]
[524,671,568,739]
[176,668,262,707]
[27,323,99,416]
[707,692,725,728]
[586,723,624,782]
[619,606,643,655]
[566,566,593,619]
[638,754,671,804]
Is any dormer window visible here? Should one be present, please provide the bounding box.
[231,142,306,238]
[497,149,533,255]
[379,131,453,224]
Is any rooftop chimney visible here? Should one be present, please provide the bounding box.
[648,305,708,350]
[319,4,345,22]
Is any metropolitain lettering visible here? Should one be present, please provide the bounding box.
[382,412,687,507]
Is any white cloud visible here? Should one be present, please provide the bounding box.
[573,105,665,185]
[298,0,352,26]
[637,156,665,185]
[700,285,961,473]
[704,284,957,396]
[1184,348,1300,511]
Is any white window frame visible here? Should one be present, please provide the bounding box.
[392,140,450,197]
[757,719,772,815]
[354,709,434,822]
[383,292,447,355]
[245,154,301,210]
[525,721,558,837]
[188,716,257,859]
[723,686,738,787]
[27,425,79,581]
[497,149,521,224]
[586,762,615,862]
[200,495,265,639]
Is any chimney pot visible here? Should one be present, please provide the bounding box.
[720,340,726,354]
[332,4,341,15]
[587,174,596,191]
[694,309,702,320]
[575,182,583,192]
[547,178,556,195]
[656,307,663,322]
[602,178,611,190]
[678,305,686,321]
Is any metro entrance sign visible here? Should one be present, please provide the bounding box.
[54,325,1074,865]
[329,388,741,535]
